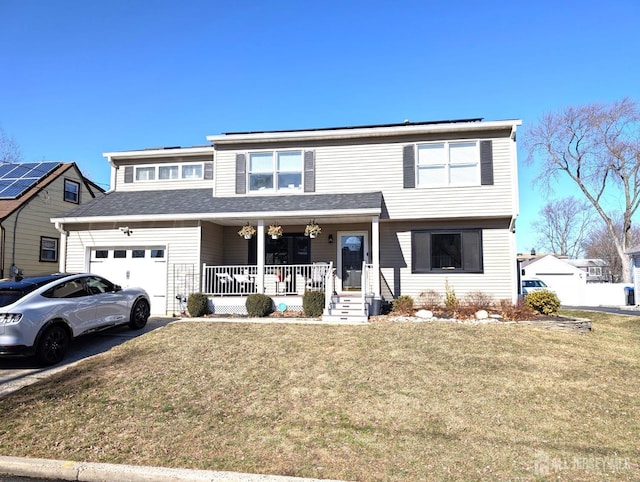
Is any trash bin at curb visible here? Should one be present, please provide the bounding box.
[624,286,635,305]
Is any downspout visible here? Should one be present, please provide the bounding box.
[10,203,29,276]
[54,221,68,273]
[0,223,5,278]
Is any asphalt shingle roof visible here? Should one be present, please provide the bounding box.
[58,189,383,219]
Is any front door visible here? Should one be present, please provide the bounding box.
[337,231,368,292]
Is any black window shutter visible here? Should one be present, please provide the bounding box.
[412,231,431,272]
[204,161,213,180]
[304,150,315,192]
[403,145,415,188]
[124,166,133,183]
[480,140,494,185]
[462,230,483,272]
[235,154,246,194]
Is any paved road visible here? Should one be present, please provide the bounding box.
[0,317,175,398]
[564,305,640,316]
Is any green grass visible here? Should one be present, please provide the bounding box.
[0,311,639,481]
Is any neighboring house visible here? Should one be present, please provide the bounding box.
[520,255,586,305]
[626,246,640,303]
[51,118,522,318]
[565,258,612,283]
[0,162,104,279]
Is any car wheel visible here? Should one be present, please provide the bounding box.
[129,299,150,329]
[36,325,70,366]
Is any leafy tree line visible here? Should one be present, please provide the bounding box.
[525,97,640,282]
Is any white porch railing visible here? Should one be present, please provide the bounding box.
[202,263,332,297]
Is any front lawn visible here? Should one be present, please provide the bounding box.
[0,312,638,481]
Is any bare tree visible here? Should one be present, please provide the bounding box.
[525,97,640,282]
[583,221,640,282]
[0,126,22,163]
[532,197,594,258]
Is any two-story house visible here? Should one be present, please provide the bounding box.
[51,118,522,318]
[0,161,103,279]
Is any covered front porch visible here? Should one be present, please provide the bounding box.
[199,217,382,318]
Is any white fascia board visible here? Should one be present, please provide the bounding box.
[208,120,523,145]
[103,146,214,160]
[51,207,381,225]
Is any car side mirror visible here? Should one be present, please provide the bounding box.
[114,284,122,292]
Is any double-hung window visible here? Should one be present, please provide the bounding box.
[40,236,58,262]
[63,179,80,203]
[417,141,480,187]
[588,266,602,277]
[249,151,302,192]
[412,229,483,273]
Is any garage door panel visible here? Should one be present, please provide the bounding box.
[90,247,167,315]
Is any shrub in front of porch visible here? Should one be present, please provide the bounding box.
[246,294,274,317]
[188,293,211,317]
[303,291,325,317]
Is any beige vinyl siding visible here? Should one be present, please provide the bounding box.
[1,171,96,278]
[201,222,224,265]
[64,222,201,315]
[379,219,515,301]
[214,136,516,219]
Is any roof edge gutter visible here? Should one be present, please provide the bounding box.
[208,120,523,145]
[51,208,382,225]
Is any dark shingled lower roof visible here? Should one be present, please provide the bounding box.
[59,189,383,218]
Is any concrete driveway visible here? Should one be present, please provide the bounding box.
[0,317,175,398]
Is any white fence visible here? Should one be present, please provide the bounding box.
[580,283,630,307]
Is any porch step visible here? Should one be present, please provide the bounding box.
[322,294,369,323]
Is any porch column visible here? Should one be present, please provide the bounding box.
[256,220,265,293]
[372,216,380,298]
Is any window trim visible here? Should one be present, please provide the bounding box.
[134,162,204,183]
[63,179,80,204]
[247,150,303,193]
[39,236,59,263]
[411,228,483,273]
[415,140,481,188]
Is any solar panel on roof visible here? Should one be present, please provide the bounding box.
[0,162,61,199]
[0,165,18,178]
[0,179,38,199]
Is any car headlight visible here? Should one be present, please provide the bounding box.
[0,313,23,324]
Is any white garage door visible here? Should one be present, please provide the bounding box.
[90,247,167,315]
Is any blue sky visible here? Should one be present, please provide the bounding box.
[1,0,638,253]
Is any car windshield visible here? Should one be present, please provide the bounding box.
[524,280,546,288]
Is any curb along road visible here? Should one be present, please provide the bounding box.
[0,456,346,482]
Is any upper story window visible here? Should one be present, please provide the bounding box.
[64,179,80,203]
[588,266,602,277]
[417,141,479,187]
[134,163,204,182]
[248,151,302,192]
[136,166,156,181]
[404,140,493,189]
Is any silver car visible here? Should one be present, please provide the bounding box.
[0,273,150,365]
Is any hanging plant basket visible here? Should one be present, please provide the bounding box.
[268,224,283,239]
[305,220,322,239]
[237,223,256,239]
